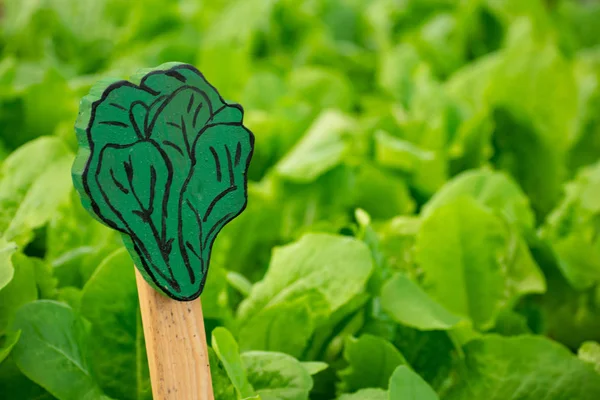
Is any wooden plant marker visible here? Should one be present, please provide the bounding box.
[72,63,254,399]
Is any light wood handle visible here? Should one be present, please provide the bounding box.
[136,269,214,400]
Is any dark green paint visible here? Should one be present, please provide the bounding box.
[72,63,254,301]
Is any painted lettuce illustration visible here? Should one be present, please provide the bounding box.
[72,63,254,300]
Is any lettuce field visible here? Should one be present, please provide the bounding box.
[2,0,600,399]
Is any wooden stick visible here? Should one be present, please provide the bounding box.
[136,269,214,400]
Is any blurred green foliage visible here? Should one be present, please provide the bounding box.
[1,0,600,399]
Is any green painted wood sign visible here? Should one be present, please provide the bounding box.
[72,63,254,301]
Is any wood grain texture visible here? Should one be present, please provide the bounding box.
[136,269,214,400]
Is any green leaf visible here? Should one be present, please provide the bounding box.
[0,356,54,400]
[58,287,83,311]
[212,327,256,399]
[241,72,286,111]
[209,181,281,282]
[337,388,387,400]
[448,20,577,218]
[388,366,439,400]
[542,161,600,290]
[0,330,20,363]
[5,1,600,397]
[271,167,356,239]
[416,197,507,329]
[304,293,370,362]
[0,136,73,244]
[491,107,565,221]
[226,271,253,297]
[446,335,600,400]
[73,63,254,300]
[208,347,238,400]
[381,274,461,331]
[494,20,578,148]
[375,215,421,274]
[0,252,38,334]
[242,351,313,400]
[32,256,59,300]
[239,288,329,359]
[423,168,535,233]
[287,67,354,113]
[416,13,464,76]
[237,233,373,357]
[0,63,77,150]
[491,309,532,337]
[504,232,546,300]
[200,263,235,324]
[377,43,424,104]
[275,110,356,183]
[339,334,407,392]
[373,128,446,197]
[0,238,17,292]
[568,50,600,173]
[579,341,600,374]
[80,248,151,400]
[11,300,112,400]
[374,130,436,173]
[300,362,328,376]
[552,236,600,290]
[353,163,415,220]
[46,192,120,288]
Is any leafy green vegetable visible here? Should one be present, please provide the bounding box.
[353,163,415,219]
[416,197,509,329]
[0,136,73,244]
[300,362,328,376]
[338,334,406,393]
[46,191,119,288]
[32,257,59,300]
[336,365,439,400]
[241,351,313,400]
[388,366,439,400]
[1,0,600,398]
[381,274,461,330]
[0,356,54,400]
[0,330,20,364]
[390,326,456,391]
[0,238,17,292]
[237,233,373,357]
[416,195,545,330]
[542,160,600,290]
[211,327,321,400]
[0,253,37,333]
[80,248,151,400]
[10,300,112,400]
[212,327,256,399]
[446,335,600,400]
[208,347,238,400]
[579,341,600,374]
[422,168,535,233]
[304,292,370,363]
[337,388,387,400]
[374,130,436,174]
[492,309,532,337]
[275,110,356,182]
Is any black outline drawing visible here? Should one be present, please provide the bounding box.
[75,64,255,301]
